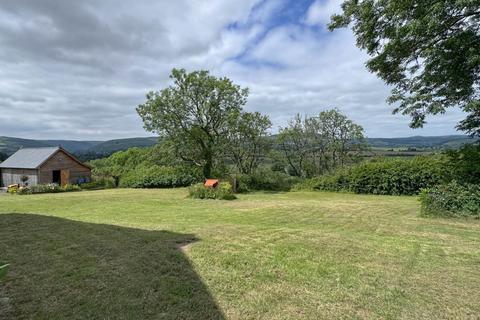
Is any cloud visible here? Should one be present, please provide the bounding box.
[304,0,343,26]
[0,0,464,140]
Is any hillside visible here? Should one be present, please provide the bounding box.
[0,136,157,159]
[367,135,477,149]
[0,135,476,161]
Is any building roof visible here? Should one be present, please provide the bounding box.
[0,147,64,169]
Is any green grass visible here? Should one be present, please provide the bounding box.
[1,189,479,319]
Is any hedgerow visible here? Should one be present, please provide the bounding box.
[420,181,480,218]
[294,156,448,195]
[119,165,201,188]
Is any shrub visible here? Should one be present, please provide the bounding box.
[188,182,236,200]
[80,178,116,190]
[120,165,201,188]
[292,168,350,192]
[444,144,480,184]
[348,156,446,195]
[420,182,480,218]
[7,184,19,194]
[16,183,82,195]
[235,169,301,192]
[30,184,64,194]
[62,184,82,192]
[294,156,448,195]
[17,186,32,195]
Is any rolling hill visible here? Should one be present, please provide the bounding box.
[0,136,158,159]
[0,135,476,161]
[366,135,478,149]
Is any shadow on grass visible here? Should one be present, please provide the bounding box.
[0,214,225,320]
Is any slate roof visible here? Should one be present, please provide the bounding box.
[0,147,61,169]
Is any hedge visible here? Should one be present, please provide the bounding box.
[294,156,448,195]
[119,165,201,188]
[420,181,480,217]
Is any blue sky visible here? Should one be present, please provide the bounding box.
[0,0,464,140]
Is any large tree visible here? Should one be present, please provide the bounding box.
[279,109,365,177]
[329,0,480,135]
[226,111,272,174]
[137,69,248,178]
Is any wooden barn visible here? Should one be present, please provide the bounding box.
[0,147,91,187]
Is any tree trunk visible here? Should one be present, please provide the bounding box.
[203,151,213,178]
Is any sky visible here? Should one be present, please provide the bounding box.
[0,0,465,140]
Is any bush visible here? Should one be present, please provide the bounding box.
[292,168,350,192]
[444,144,480,184]
[120,165,201,188]
[235,169,301,192]
[7,184,19,194]
[348,156,446,195]
[80,178,116,190]
[16,184,82,195]
[294,156,447,195]
[188,182,236,200]
[420,182,480,218]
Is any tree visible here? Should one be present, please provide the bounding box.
[278,114,312,177]
[0,152,7,162]
[457,102,480,137]
[329,0,480,135]
[226,111,272,174]
[137,69,249,178]
[278,109,365,177]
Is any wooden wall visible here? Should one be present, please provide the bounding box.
[0,168,38,187]
[38,150,91,185]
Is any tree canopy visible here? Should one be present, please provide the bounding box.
[279,109,366,177]
[329,0,480,135]
[226,111,272,174]
[137,68,250,178]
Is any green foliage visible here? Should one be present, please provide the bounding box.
[293,168,351,192]
[347,157,447,195]
[226,111,272,174]
[0,264,8,281]
[14,182,115,195]
[7,185,19,194]
[90,144,200,188]
[120,165,200,188]
[420,182,480,218]
[188,182,236,200]
[295,156,448,195]
[137,68,250,178]
[278,109,366,178]
[17,184,82,195]
[330,1,480,134]
[444,144,480,184]
[80,178,116,190]
[235,169,301,192]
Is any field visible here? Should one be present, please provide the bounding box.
[1,189,479,319]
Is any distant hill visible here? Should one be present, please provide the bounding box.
[0,136,158,160]
[0,135,476,161]
[366,135,478,149]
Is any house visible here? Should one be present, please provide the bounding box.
[0,147,91,187]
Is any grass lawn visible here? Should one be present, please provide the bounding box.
[1,189,479,319]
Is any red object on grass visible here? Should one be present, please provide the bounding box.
[204,179,219,188]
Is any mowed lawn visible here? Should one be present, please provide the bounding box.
[1,189,479,319]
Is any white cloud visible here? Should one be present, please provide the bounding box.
[0,0,464,140]
[304,0,344,26]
